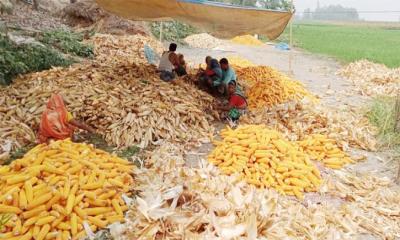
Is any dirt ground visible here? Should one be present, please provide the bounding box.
[181,42,397,184]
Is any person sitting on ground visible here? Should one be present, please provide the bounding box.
[215,80,247,122]
[38,94,96,143]
[175,54,187,76]
[213,58,237,95]
[198,57,222,90]
[158,43,178,82]
[196,56,212,81]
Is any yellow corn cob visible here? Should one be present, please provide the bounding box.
[87,216,108,228]
[26,192,52,210]
[36,224,51,240]
[35,216,56,226]
[0,204,22,214]
[83,207,112,216]
[70,213,78,237]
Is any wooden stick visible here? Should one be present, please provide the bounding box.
[395,94,400,183]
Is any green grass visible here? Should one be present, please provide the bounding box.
[278,22,400,68]
[39,30,94,58]
[0,34,74,85]
[366,97,400,150]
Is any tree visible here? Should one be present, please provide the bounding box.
[312,5,359,21]
[303,8,312,20]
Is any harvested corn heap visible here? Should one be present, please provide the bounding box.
[0,139,133,240]
[298,134,353,169]
[122,143,400,239]
[338,60,400,97]
[231,35,263,46]
[184,33,223,49]
[0,62,217,151]
[88,34,164,65]
[208,125,322,199]
[236,66,317,109]
[241,103,377,151]
[227,55,256,67]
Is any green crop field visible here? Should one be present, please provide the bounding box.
[279,22,400,68]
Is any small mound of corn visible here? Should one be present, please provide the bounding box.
[298,134,353,169]
[236,66,318,109]
[227,56,256,67]
[208,125,322,199]
[231,35,263,46]
[0,139,133,240]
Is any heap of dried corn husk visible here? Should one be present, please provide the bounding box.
[0,63,217,150]
[183,33,223,49]
[231,35,263,46]
[88,34,164,65]
[241,102,377,151]
[227,55,256,67]
[297,134,353,169]
[0,34,219,154]
[236,66,317,109]
[338,60,400,96]
[0,139,133,239]
[115,143,400,239]
[208,125,322,199]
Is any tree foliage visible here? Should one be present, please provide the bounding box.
[303,5,359,21]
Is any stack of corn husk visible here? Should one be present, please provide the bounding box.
[0,139,133,240]
[88,34,164,65]
[0,63,217,150]
[0,34,218,156]
[116,143,400,239]
[241,102,377,151]
[227,55,256,67]
[231,35,263,46]
[208,125,323,199]
[236,66,318,109]
[183,33,223,49]
[338,60,400,96]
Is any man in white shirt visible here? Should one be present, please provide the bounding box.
[158,43,178,82]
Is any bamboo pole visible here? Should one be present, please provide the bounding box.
[395,94,400,183]
[288,0,294,75]
[159,21,163,42]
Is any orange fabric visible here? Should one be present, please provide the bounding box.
[38,94,75,143]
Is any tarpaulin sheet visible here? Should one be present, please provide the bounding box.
[95,0,293,40]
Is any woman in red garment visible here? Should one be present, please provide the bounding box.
[38,94,95,143]
[215,80,247,121]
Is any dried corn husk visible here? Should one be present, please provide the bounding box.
[338,60,400,97]
[88,34,164,65]
[116,143,400,239]
[0,34,218,155]
[184,33,223,49]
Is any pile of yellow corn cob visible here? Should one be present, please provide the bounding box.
[208,125,322,199]
[0,139,133,240]
[227,56,256,67]
[236,66,318,109]
[297,134,353,169]
[231,35,263,46]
